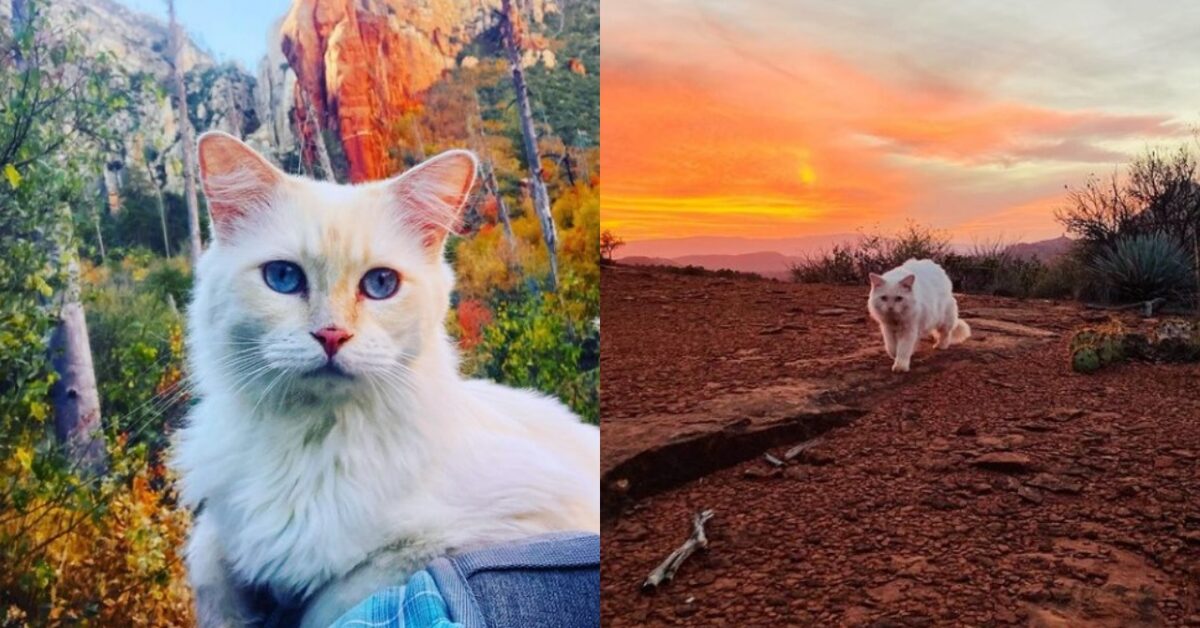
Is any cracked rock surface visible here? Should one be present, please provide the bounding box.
[600,265,1200,626]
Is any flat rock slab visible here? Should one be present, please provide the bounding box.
[601,269,1072,518]
[602,381,861,515]
[968,317,1059,338]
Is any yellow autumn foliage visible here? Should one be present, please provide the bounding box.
[0,460,194,627]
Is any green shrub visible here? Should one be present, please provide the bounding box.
[83,256,188,453]
[471,272,599,424]
[1031,253,1090,300]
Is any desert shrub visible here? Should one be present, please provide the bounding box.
[1029,252,1095,300]
[889,222,950,265]
[791,245,859,284]
[1056,146,1200,304]
[790,223,950,286]
[142,257,194,307]
[1091,232,1194,303]
[940,243,1046,298]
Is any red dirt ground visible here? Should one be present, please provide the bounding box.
[600,265,1200,627]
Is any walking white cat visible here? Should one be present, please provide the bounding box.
[867,259,970,372]
[170,132,599,627]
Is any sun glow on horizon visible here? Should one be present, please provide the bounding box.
[601,0,1200,245]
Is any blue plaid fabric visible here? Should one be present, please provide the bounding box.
[331,532,599,628]
[331,570,460,628]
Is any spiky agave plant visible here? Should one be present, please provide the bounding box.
[1091,232,1194,304]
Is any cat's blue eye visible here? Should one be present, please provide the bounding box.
[262,261,306,295]
[360,268,400,300]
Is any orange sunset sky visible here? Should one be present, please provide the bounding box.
[601,0,1200,245]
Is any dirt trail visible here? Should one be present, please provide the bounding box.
[600,265,1200,626]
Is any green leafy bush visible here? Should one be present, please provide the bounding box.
[83,255,189,452]
[474,273,599,424]
[451,180,599,424]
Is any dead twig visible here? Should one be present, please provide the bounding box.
[784,437,825,462]
[763,452,784,467]
[642,510,714,591]
[1083,297,1166,317]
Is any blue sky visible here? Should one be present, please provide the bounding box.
[115,0,293,69]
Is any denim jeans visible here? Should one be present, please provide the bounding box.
[332,532,600,628]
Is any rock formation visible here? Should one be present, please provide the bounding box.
[16,0,268,196]
[247,19,301,169]
[279,0,555,182]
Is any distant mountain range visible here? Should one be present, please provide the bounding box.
[1002,236,1074,262]
[616,235,1074,278]
[617,234,861,259]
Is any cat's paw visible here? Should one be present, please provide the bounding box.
[891,360,910,373]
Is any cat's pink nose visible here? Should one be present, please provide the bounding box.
[311,326,353,358]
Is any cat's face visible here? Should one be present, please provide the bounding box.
[190,132,476,407]
[868,272,915,320]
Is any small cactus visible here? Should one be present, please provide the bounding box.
[1070,318,1200,373]
[1069,321,1130,373]
[1072,347,1102,373]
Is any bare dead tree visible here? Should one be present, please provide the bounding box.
[1056,146,1200,306]
[499,0,559,290]
[143,144,172,257]
[166,0,202,267]
[467,94,515,248]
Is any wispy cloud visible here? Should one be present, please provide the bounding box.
[602,0,1199,242]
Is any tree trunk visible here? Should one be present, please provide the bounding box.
[168,0,202,268]
[499,0,558,290]
[92,209,106,265]
[1193,229,1199,312]
[301,87,336,181]
[484,164,516,248]
[49,240,106,474]
[147,157,171,257]
[466,99,516,248]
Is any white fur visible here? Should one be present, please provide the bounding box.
[867,258,970,372]
[171,135,598,626]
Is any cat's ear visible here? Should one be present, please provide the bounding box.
[868,273,885,288]
[196,131,284,241]
[386,149,478,252]
[898,274,916,290]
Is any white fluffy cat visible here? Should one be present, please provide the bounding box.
[170,132,599,627]
[867,258,970,372]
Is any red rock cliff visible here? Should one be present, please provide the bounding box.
[281,0,546,182]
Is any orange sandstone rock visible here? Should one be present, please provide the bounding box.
[280,0,550,182]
